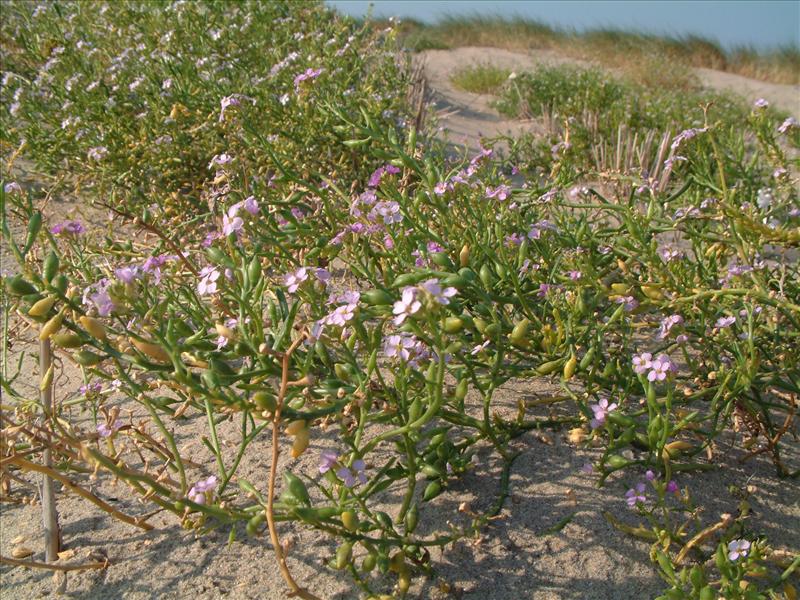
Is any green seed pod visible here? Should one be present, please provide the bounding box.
[52,274,68,295]
[421,464,443,479]
[509,318,531,346]
[607,412,636,428]
[445,341,463,354]
[458,267,477,281]
[42,251,59,282]
[454,378,468,401]
[485,323,501,338]
[205,246,234,268]
[52,332,83,348]
[361,553,377,573]
[73,349,104,366]
[341,510,358,532]
[283,472,310,506]
[404,502,419,533]
[334,363,351,382]
[473,317,488,334]
[246,256,261,286]
[252,391,276,412]
[335,542,353,569]
[494,261,506,280]
[579,346,596,370]
[392,271,432,288]
[430,252,454,270]
[479,263,494,289]
[443,317,464,334]
[201,369,222,390]
[246,513,265,536]
[361,289,394,306]
[536,358,564,376]
[408,397,422,422]
[605,454,632,470]
[24,212,42,254]
[423,481,442,502]
[5,275,37,296]
[375,511,394,531]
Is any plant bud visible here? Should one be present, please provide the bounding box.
[291,427,310,458]
[563,354,577,380]
[131,337,171,363]
[39,312,64,340]
[286,420,307,436]
[28,296,56,318]
[79,315,107,341]
[459,244,470,267]
[341,510,358,532]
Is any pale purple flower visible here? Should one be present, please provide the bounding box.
[80,382,103,396]
[284,267,308,293]
[632,352,653,375]
[581,463,593,474]
[97,419,123,438]
[383,333,417,361]
[420,279,457,305]
[485,184,511,201]
[83,279,115,316]
[756,188,773,211]
[188,475,218,505]
[87,146,108,161]
[114,265,139,283]
[222,213,244,237]
[727,539,751,562]
[4,182,22,194]
[528,220,557,240]
[671,127,707,150]
[471,340,490,355]
[753,98,769,109]
[372,200,402,225]
[568,270,582,281]
[648,354,677,382]
[393,287,421,325]
[658,314,683,339]
[324,303,356,327]
[589,398,618,429]
[218,95,241,121]
[773,167,787,179]
[319,451,338,474]
[645,470,656,481]
[616,296,639,311]
[666,480,679,494]
[208,153,233,169]
[294,67,322,90]
[51,220,84,235]
[434,181,451,195]
[197,266,221,295]
[778,117,797,134]
[625,482,647,507]
[337,459,367,487]
[716,316,736,328]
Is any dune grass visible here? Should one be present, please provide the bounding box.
[377,16,800,85]
[450,63,512,94]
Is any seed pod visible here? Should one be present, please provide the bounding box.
[51,274,68,295]
[335,542,353,569]
[247,256,261,286]
[52,332,83,348]
[473,317,488,334]
[131,338,171,363]
[341,510,358,532]
[398,566,411,594]
[361,553,377,573]
[389,551,406,573]
[215,322,236,340]
[28,296,56,318]
[375,511,394,531]
[25,212,42,253]
[579,347,596,370]
[73,349,104,366]
[662,440,693,459]
[509,318,531,346]
[42,251,59,282]
[479,264,494,289]
[443,317,464,334]
[79,316,107,341]
[291,427,310,458]
[286,420,307,436]
[640,284,664,301]
[605,454,632,470]
[252,391,276,412]
[423,481,442,502]
[39,312,64,340]
[361,289,393,306]
[454,378,468,401]
[5,275,37,296]
[408,397,422,422]
[563,354,577,380]
[246,513,265,536]
[535,358,563,376]
[283,472,310,506]
[404,502,419,533]
[430,252,454,270]
[392,272,433,288]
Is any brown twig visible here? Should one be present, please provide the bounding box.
[264,334,322,600]
[0,555,108,572]
[8,456,153,531]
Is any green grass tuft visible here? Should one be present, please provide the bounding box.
[450,63,512,94]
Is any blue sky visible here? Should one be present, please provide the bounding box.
[327,1,800,50]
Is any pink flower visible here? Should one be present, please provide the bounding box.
[197,266,221,295]
[97,419,123,438]
[188,475,218,505]
[222,213,243,237]
[632,352,652,375]
[625,482,647,507]
[392,287,421,325]
[589,398,618,429]
[51,220,84,235]
[648,354,677,382]
[284,267,308,293]
[420,278,457,305]
[727,539,750,561]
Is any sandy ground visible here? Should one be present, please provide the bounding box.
[2,47,800,600]
[416,46,800,154]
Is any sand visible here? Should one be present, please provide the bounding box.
[2,46,799,600]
